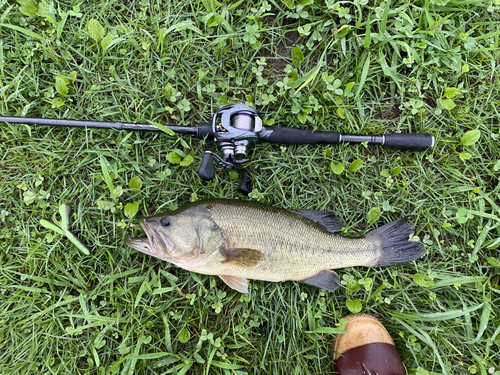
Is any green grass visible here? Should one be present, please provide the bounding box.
[1,0,500,374]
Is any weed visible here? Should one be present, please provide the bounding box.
[1,0,500,374]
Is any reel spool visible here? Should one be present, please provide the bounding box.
[198,104,263,194]
[213,103,262,162]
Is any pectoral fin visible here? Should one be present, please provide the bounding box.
[299,270,340,291]
[220,248,263,267]
[219,275,249,293]
[292,210,344,233]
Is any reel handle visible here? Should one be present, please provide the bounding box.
[198,152,253,194]
[239,170,252,195]
[198,152,216,181]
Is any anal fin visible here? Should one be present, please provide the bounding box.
[219,275,249,293]
[299,270,340,291]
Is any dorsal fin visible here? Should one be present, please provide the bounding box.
[292,209,344,233]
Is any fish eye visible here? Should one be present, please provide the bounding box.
[160,217,171,227]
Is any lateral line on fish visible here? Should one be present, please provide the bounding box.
[217,218,352,253]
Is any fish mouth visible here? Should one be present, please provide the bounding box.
[125,218,173,257]
[125,237,151,252]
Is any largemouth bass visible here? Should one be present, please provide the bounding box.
[126,199,425,293]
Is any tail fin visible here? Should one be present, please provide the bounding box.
[366,218,425,267]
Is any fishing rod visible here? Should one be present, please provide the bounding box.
[1,104,435,193]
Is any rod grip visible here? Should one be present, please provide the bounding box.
[262,127,341,145]
[383,133,435,151]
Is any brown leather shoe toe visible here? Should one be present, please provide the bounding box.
[333,314,406,375]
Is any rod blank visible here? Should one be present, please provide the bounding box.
[0,116,198,135]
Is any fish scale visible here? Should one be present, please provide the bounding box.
[202,202,375,281]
